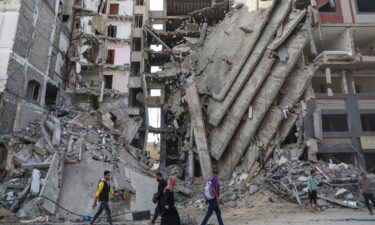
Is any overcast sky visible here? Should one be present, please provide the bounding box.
[150,0,163,11]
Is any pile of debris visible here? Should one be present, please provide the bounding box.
[225,155,370,210]
[0,107,144,218]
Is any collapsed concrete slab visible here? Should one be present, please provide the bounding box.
[210,0,278,101]
[186,82,212,180]
[38,150,65,214]
[207,0,291,127]
[197,4,274,98]
[218,33,309,178]
[209,56,275,160]
[239,65,316,174]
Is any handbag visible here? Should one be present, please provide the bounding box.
[152,192,159,204]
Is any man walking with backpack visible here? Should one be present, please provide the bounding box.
[200,168,224,225]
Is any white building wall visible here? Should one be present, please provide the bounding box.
[0,1,21,92]
[107,21,132,39]
[108,0,134,16]
[83,0,100,12]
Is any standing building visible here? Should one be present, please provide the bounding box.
[0,0,74,134]
[66,0,133,111]
[300,0,375,172]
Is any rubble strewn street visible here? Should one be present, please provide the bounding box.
[1,0,375,224]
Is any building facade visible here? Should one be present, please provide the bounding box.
[303,0,375,171]
[0,0,74,134]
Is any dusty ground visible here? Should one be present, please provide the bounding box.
[3,206,375,225]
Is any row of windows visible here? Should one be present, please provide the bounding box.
[319,0,375,13]
[312,76,375,94]
[322,114,375,132]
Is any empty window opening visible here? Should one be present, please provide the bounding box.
[151,66,162,73]
[62,15,70,22]
[134,15,143,28]
[132,38,142,51]
[354,77,375,93]
[356,0,375,13]
[150,0,163,11]
[152,24,163,30]
[361,114,375,132]
[75,20,80,29]
[150,89,161,97]
[45,83,59,106]
[106,49,115,64]
[0,144,7,173]
[26,80,40,101]
[150,44,162,52]
[107,25,117,38]
[311,76,343,94]
[147,132,160,162]
[109,4,119,15]
[104,75,113,89]
[283,124,298,145]
[365,154,375,173]
[322,114,349,132]
[131,62,141,76]
[148,107,161,128]
[136,0,144,5]
[319,0,337,13]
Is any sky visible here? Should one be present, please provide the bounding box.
[150,0,164,11]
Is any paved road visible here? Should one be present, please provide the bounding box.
[4,207,375,225]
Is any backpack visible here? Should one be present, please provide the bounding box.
[203,177,215,200]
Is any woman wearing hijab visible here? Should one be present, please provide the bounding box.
[160,176,181,225]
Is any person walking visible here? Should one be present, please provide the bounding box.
[200,168,224,225]
[89,170,118,225]
[307,169,318,210]
[358,172,375,215]
[151,172,168,225]
[160,176,181,225]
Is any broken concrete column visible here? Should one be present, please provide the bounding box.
[186,82,212,181]
[38,150,65,214]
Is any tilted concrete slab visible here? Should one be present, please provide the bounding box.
[209,56,275,160]
[268,8,306,51]
[207,0,291,126]
[211,0,278,101]
[186,82,212,180]
[239,113,300,174]
[217,33,309,178]
[255,65,316,153]
[38,151,65,214]
[197,3,274,99]
[239,65,316,174]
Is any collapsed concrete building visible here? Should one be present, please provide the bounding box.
[1,0,375,222]
[133,0,375,179]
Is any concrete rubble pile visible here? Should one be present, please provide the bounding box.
[0,107,145,218]
[242,158,366,209]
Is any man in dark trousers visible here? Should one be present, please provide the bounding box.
[151,172,167,225]
[90,170,118,225]
[358,172,375,215]
[200,168,224,225]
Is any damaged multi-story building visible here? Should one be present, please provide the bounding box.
[127,0,375,179]
[66,0,135,111]
[0,0,74,135]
